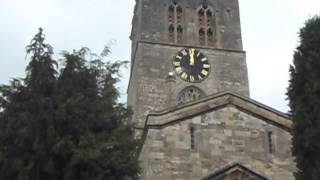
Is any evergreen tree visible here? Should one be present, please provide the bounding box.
[0,28,57,180]
[288,16,320,180]
[0,29,140,180]
[52,48,139,180]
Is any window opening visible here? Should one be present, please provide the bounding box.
[169,24,175,42]
[176,6,183,23]
[207,28,214,45]
[168,3,184,43]
[198,9,205,26]
[177,25,183,43]
[268,131,275,154]
[198,5,216,46]
[199,28,205,45]
[206,9,213,26]
[177,86,204,105]
[168,5,175,23]
[190,125,195,150]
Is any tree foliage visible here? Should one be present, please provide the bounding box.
[288,16,320,180]
[0,28,139,180]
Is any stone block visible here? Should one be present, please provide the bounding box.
[234,130,251,137]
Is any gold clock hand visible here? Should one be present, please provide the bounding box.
[189,48,195,66]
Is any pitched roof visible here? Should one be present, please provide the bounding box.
[145,91,292,131]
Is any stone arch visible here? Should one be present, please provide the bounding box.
[177,86,205,105]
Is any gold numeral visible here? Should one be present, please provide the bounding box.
[201,70,209,76]
[173,61,181,66]
[182,50,187,56]
[175,67,183,74]
[190,75,195,82]
[203,64,210,68]
[181,72,188,80]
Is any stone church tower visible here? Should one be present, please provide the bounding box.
[127,0,296,179]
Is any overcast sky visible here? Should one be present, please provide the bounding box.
[0,0,319,113]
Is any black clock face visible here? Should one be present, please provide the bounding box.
[173,48,210,83]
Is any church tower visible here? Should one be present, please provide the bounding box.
[128,0,295,179]
[128,0,249,132]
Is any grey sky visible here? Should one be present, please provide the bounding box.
[0,0,319,112]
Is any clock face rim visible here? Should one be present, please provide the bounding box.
[173,48,211,83]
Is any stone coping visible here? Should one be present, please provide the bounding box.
[145,91,292,131]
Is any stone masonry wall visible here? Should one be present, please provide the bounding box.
[139,106,295,180]
[137,0,243,50]
[127,42,249,129]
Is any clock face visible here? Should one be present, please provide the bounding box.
[173,48,210,83]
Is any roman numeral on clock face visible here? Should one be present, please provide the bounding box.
[176,55,182,60]
[190,75,195,82]
[203,64,210,68]
[175,67,183,74]
[181,72,188,80]
[173,61,181,66]
[181,50,187,56]
[201,70,209,76]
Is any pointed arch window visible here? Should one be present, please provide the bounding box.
[197,5,216,46]
[167,3,184,43]
[198,8,205,26]
[168,5,175,23]
[176,6,183,24]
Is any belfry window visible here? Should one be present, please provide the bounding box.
[198,9,205,26]
[167,3,184,43]
[199,28,205,45]
[169,24,175,42]
[197,5,216,46]
[206,9,213,26]
[177,25,183,43]
[207,28,214,46]
[168,5,175,23]
[176,6,183,24]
